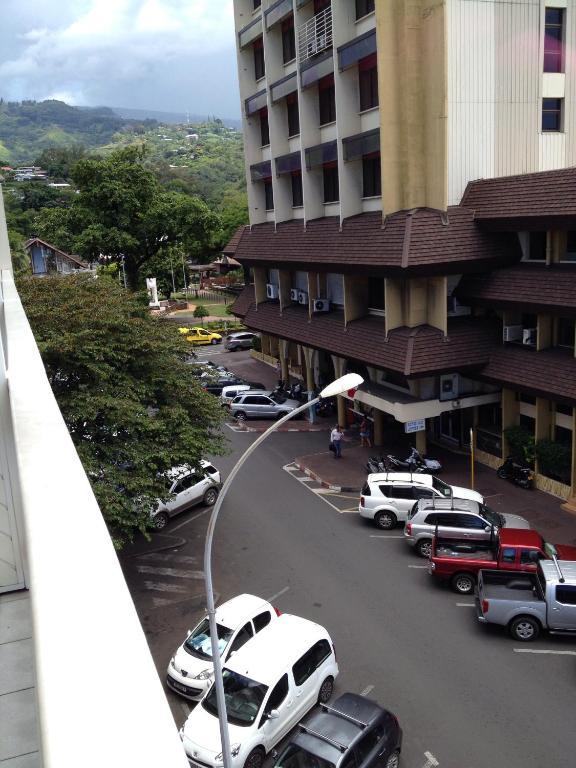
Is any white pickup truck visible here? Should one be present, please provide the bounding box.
[475,560,576,641]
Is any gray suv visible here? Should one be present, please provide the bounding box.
[225,331,258,351]
[404,497,530,558]
[230,391,301,420]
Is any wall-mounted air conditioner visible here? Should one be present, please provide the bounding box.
[266,283,279,300]
[307,40,318,57]
[523,328,537,346]
[298,291,308,305]
[313,299,330,313]
[290,288,299,302]
[503,325,523,343]
[439,373,460,401]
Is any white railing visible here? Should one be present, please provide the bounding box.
[297,5,333,63]
[0,188,188,766]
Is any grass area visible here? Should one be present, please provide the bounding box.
[189,302,231,318]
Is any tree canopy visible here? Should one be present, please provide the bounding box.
[18,273,225,545]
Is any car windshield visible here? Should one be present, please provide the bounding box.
[276,744,336,768]
[431,476,451,497]
[481,505,504,527]
[202,669,268,726]
[184,619,234,660]
[271,393,286,404]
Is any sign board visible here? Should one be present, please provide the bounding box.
[404,419,426,434]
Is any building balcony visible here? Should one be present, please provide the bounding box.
[297,6,333,63]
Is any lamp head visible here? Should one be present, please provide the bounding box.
[319,373,364,399]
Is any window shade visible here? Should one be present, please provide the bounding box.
[337,30,376,71]
[245,89,268,115]
[300,50,334,88]
[342,129,380,161]
[250,160,272,182]
[271,72,297,102]
[265,0,293,29]
[275,151,302,176]
[305,140,337,169]
[239,17,263,48]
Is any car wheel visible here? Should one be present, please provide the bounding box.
[375,511,397,530]
[152,511,169,531]
[235,411,247,421]
[211,338,219,345]
[416,538,433,558]
[317,676,334,704]
[244,748,265,768]
[203,488,218,506]
[509,615,540,642]
[385,750,400,768]
[496,467,508,479]
[451,573,475,595]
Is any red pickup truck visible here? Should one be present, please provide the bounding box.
[428,528,576,594]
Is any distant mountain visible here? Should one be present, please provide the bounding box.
[110,106,242,131]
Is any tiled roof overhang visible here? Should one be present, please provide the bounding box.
[223,225,248,256]
[233,210,520,276]
[229,284,254,317]
[457,265,576,316]
[481,346,576,405]
[242,300,499,377]
[462,167,576,229]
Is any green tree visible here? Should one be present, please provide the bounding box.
[34,145,86,180]
[193,304,209,321]
[17,273,225,545]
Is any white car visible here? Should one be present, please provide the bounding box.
[166,594,280,701]
[180,613,339,768]
[151,461,221,530]
[359,472,483,530]
[220,384,252,407]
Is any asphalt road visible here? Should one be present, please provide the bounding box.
[119,349,576,768]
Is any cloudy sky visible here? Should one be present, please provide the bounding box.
[0,0,241,118]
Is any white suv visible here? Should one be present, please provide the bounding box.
[359,472,483,530]
[151,461,221,530]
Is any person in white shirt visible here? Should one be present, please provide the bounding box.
[330,425,344,459]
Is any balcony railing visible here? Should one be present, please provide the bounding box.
[297,6,333,63]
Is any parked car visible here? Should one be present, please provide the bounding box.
[273,693,403,768]
[225,331,259,352]
[404,497,530,558]
[221,384,252,405]
[202,377,246,396]
[167,594,281,700]
[230,391,301,421]
[359,472,483,530]
[180,613,339,768]
[182,327,222,345]
[429,528,576,594]
[151,461,221,530]
[476,559,576,641]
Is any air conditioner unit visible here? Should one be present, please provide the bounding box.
[523,328,537,346]
[306,40,318,57]
[266,283,279,300]
[316,34,326,50]
[439,373,460,401]
[290,288,299,302]
[503,325,523,343]
[298,291,308,305]
[313,299,330,313]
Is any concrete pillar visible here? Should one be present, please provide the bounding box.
[562,408,576,512]
[373,409,385,447]
[537,315,552,351]
[253,267,267,305]
[501,387,519,457]
[261,334,271,356]
[279,339,289,384]
[415,427,427,454]
[535,398,552,476]
[302,347,316,392]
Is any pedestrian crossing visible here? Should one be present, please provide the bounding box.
[129,551,208,611]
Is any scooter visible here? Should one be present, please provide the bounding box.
[365,455,387,474]
[385,448,442,473]
[497,457,534,489]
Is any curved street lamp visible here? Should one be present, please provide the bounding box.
[203,372,364,768]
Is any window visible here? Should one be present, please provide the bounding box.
[228,622,254,656]
[287,94,300,136]
[413,487,434,500]
[264,180,274,211]
[260,109,269,146]
[264,674,288,714]
[555,585,576,605]
[501,548,516,564]
[253,611,272,632]
[173,474,198,493]
[544,8,564,73]
[254,39,265,80]
[254,0,262,8]
[556,317,575,349]
[282,18,296,63]
[564,231,576,261]
[291,172,303,207]
[378,485,391,497]
[245,395,269,405]
[359,55,378,111]
[460,515,488,530]
[355,727,383,764]
[520,549,540,565]
[362,154,381,197]
[542,98,562,131]
[356,0,375,19]
[390,487,414,500]
[292,640,331,686]
[319,76,336,125]
[528,231,547,261]
[368,277,385,310]
[423,513,440,526]
[323,165,339,203]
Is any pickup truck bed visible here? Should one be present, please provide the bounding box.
[435,542,495,560]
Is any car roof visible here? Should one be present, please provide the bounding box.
[227,331,255,339]
[214,594,273,628]
[225,613,331,686]
[166,460,211,479]
[540,560,576,584]
[499,529,543,547]
[417,497,481,514]
[368,472,434,486]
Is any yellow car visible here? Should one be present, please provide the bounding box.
[178,327,222,345]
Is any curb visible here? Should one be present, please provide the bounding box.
[293,460,359,493]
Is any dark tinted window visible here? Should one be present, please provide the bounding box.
[556,585,576,605]
[291,173,303,207]
[362,155,381,197]
[413,487,434,500]
[282,20,296,63]
[423,513,440,525]
[266,674,288,713]
[528,231,546,260]
[501,547,516,564]
[264,180,274,210]
[355,0,375,19]
[520,549,540,565]
[254,40,265,80]
[544,8,564,73]
[228,622,254,655]
[323,166,339,203]
[319,77,336,125]
[542,98,562,131]
[355,726,383,764]
[378,485,391,497]
[390,487,413,500]
[359,61,378,111]
[313,639,331,666]
[244,396,269,405]
[292,640,331,686]
[174,474,199,492]
[260,110,270,146]
[204,464,217,474]
[253,611,272,632]
[368,277,385,310]
[287,96,300,136]
[459,514,487,529]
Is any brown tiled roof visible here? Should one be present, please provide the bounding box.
[242,301,499,376]
[233,210,519,275]
[457,265,576,315]
[461,167,576,221]
[223,225,248,255]
[229,284,254,317]
[481,346,576,404]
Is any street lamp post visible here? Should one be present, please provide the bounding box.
[203,373,363,768]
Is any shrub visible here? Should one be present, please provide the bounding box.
[503,425,535,464]
[535,439,572,484]
[193,304,209,320]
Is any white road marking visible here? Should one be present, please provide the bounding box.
[340,508,360,513]
[370,535,404,539]
[513,649,576,655]
[138,553,198,564]
[267,585,290,603]
[456,603,475,607]
[152,596,174,608]
[169,508,211,531]
[360,684,374,697]
[283,464,299,472]
[313,488,335,495]
[482,493,503,499]
[299,477,316,482]
[408,564,428,569]
[143,581,191,593]
[136,565,204,579]
[422,751,439,768]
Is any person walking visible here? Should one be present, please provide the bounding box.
[359,417,372,448]
[330,425,344,459]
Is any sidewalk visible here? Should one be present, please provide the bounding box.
[294,441,576,545]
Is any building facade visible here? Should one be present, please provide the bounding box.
[230,0,576,506]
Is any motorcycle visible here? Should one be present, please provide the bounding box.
[316,397,336,417]
[286,382,306,402]
[497,457,534,489]
[365,455,387,474]
[385,448,442,474]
